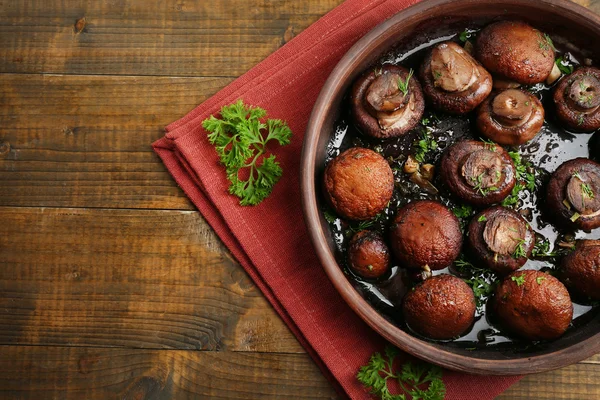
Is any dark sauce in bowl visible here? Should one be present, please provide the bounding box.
[323,27,600,352]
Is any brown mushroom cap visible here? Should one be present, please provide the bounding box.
[476,89,545,145]
[351,65,425,138]
[546,158,600,230]
[420,42,492,114]
[559,240,600,301]
[403,274,476,340]
[440,141,516,206]
[493,270,573,341]
[389,200,462,271]
[323,147,394,221]
[476,21,555,85]
[468,206,535,275]
[554,67,600,132]
[348,230,391,280]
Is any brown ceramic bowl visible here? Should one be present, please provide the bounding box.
[301,0,600,375]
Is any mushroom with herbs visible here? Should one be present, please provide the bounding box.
[554,67,600,132]
[440,140,516,206]
[558,240,600,301]
[389,200,462,271]
[468,206,535,275]
[476,21,556,85]
[323,147,394,221]
[476,89,545,145]
[546,158,600,231]
[419,41,493,114]
[493,270,573,341]
[348,230,391,280]
[350,65,425,138]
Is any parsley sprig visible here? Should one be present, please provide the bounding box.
[357,346,446,400]
[502,151,536,208]
[203,100,292,206]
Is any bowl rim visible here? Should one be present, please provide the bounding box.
[300,0,600,375]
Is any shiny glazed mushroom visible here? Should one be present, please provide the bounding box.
[554,67,600,132]
[351,65,425,138]
[348,230,391,280]
[493,270,573,341]
[389,200,462,271]
[476,89,545,145]
[419,41,493,114]
[546,158,600,231]
[323,147,394,221]
[476,21,555,85]
[559,240,600,301]
[468,206,535,275]
[440,140,516,206]
[403,274,476,340]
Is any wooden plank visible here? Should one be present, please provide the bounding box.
[0,73,225,210]
[0,206,302,353]
[0,0,343,77]
[0,346,339,400]
[497,363,600,400]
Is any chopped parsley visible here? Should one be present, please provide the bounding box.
[454,257,497,310]
[413,130,438,163]
[532,238,557,258]
[512,239,527,259]
[453,204,474,219]
[536,276,547,285]
[511,274,526,286]
[478,215,488,222]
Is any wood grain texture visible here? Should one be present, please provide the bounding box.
[0,346,339,400]
[0,206,301,353]
[0,0,343,77]
[0,73,223,209]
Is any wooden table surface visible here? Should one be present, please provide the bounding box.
[1,0,599,399]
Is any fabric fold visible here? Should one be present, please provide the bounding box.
[153,0,522,398]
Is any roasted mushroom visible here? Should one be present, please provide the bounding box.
[493,270,573,341]
[546,158,600,230]
[419,41,493,114]
[476,89,545,145]
[559,240,600,301]
[351,65,425,138]
[440,140,516,206]
[554,67,600,132]
[476,21,555,85]
[468,206,535,275]
[403,274,476,340]
[389,200,462,271]
[348,230,391,279]
[323,147,394,221]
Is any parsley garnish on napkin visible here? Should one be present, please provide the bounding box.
[203,100,292,205]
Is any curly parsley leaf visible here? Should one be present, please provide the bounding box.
[203,100,292,206]
[357,346,446,400]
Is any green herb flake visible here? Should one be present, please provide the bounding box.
[453,204,474,219]
[513,239,527,259]
[512,274,526,286]
[536,276,547,285]
[323,210,337,224]
[478,215,488,222]
[413,130,438,163]
[203,100,292,206]
[397,69,414,96]
[532,238,557,258]
[357,346,446,400]
[582,182,595,199]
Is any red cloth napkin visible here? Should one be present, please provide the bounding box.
[153,0,522,398]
